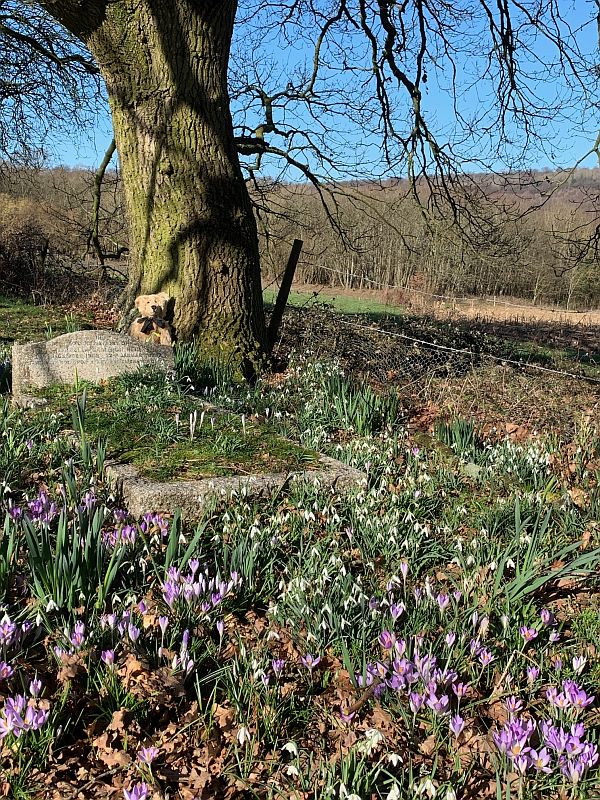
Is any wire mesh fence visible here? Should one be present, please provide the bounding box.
[269,301,600,391]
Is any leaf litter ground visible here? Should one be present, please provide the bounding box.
[0,295,598,800]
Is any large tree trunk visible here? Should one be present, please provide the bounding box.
[40,0,266,376]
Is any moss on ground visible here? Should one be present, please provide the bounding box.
[33,377,319,481]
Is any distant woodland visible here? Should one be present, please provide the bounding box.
[1,164,599,309]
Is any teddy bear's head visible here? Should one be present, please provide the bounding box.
[134,292,171,319]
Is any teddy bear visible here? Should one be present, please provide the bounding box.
[128,292,174,346]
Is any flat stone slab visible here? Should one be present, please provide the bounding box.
[106,455,365,520]
[12,331,174,399]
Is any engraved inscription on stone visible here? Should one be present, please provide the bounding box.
[12,330,174,397]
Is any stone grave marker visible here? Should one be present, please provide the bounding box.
[11,330,365,518]
[12,330,174,403]
[106,456,365,521]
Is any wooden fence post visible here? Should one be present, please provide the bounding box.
[266,238,303,353]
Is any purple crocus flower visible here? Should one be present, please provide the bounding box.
[563,680,594,710]
[80,490,97,511]
[300,653,321,671]
[526,666,540,684]
[272,658,285,676]
[540,608,553,626]
[127,624,140,643]
[378,630,395,650]
[519,626,538,643]
[542,721,570,754]
[572,689,595,711]
[572,655,587,674]
[123,783,149,800]
[137,746,159,765]
[409,691,425,713]
[28,491,58,524]
[105,613,117,629]
[162,580,180,607]
[513,754,530,774]
[561,759,585,784]
[427,692,450,715]
[436,593,450,613]
[158,616,169,634]
[387,672,404,691]
[0,620,16,646]
[394,638,407,657]
[529,748,552,773]
[369,661,388,681]
[505,696,523,716]
[449,714,465,737]
[452,682,469,699]
[121,525,136,545]
[70,622,85,649]
[0,662,13,680]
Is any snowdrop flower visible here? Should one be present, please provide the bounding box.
[387,784,401,800]
[358,728,384,755]
[339,786,361,800]
[414,777,437,798]
[237,726,251,746]
[281,740,298,757]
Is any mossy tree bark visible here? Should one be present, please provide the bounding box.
[39,0,266,376]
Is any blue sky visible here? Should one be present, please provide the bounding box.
[53,1,600,177]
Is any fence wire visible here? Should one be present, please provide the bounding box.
[270,303,600,389]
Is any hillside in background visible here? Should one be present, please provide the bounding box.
[0,164,599,309]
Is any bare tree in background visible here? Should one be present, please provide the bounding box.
[0,1,102,165]
[9,0,599,375]
[232,2,600,247]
